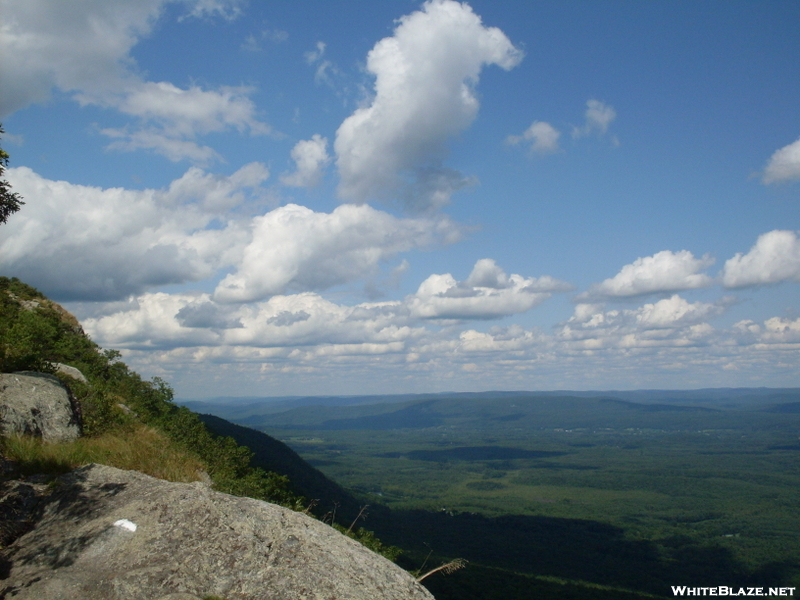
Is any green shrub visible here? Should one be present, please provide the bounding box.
[0,306,59,372]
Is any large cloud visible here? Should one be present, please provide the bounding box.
[83,291,423,352]
[567,295,725,331]
[0,0,268,162]
[558,295,728,351]
[762,138,800,184]
[581,250,714,299]
[213,203,461,302]
[733,317,800,345]
[760,317,800,344]
[722,230,800,288]
[83,293,224,348]
[334,0,522,211]
[0,0,160,115]
[407,258,571,320]
[633,295,728,329]
[0,165,266,299]
[82,259,569,349]
[2,166,464,303]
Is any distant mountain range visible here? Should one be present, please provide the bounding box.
[179,387,800,431]
[181,387,800,409]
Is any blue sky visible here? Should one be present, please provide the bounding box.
[1,0,799,397]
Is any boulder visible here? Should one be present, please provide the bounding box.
[0,464,435,600]
[54,363,88,384]
[0,372,81,442]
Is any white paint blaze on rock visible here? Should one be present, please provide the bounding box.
[113,519,137,532]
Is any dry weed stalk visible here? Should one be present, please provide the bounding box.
[415,558,467,582]
[346,505,369,534]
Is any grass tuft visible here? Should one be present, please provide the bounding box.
[1,425,205,482]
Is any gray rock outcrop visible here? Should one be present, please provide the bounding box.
[0,464,435,600]
[54,362,88,383]
[0,372,81,442]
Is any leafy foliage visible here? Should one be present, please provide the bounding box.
[0,277,99,375]
[0,124,24,224]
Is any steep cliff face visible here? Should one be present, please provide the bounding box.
[0,463,433,600]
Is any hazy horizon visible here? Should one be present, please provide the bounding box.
[177,386,800,403]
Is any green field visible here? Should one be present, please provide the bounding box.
[188,391,800,599]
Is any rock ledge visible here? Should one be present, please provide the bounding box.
[0,464,433,600]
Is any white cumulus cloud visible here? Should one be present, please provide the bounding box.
[407,258,571,320]
[572,99,617,139]
[761,317,800,343]
[213,203,461,303]
[84,293,224,348]
[334,0,522,211]
[722,230,800,288]
[633,295,727,329]
[0,0,162,116]
[506,121,561,155]
[281,134,331,188]
[557,295,727,352]
[0,165,265,300]
[762,138,800,184]
[581,250,714,299]
[2,165,467,304]
[83,291,423,352]
[74,287,798,395]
